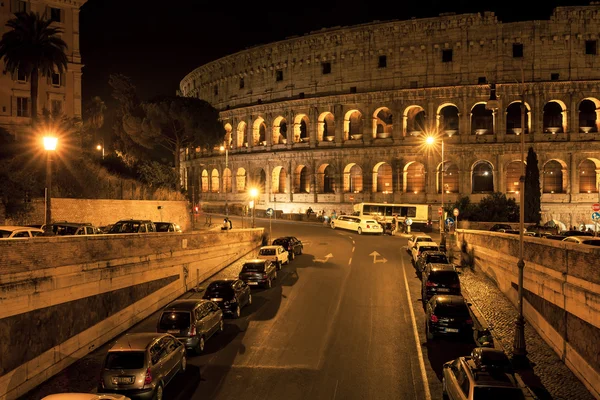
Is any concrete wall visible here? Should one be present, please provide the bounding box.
[456,230,600,398]
[0,229,263,400]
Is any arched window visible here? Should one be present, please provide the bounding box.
[543,101,564,133]
[579,99,598,133]
[405,106,426,136]
[471,104,493,135]
[344,163,363,193]
[317,164,335,193]
[236,168,246,192]
[405,162,426,193]
[294,114,309,143]
[272,166,287,194]
[438,105,459,135]
[211,169,220,193]
[273,116,288,144]
[223,168,232,193]
[472,161,494,193]
[294,165,309,193]
[344,110,363,140]
[438,162,459,193]
[373,107,393,138]
[318,112,335,142]
[505,102,529,134]
[201,170,209,192]
[505,161,523,193]
[579,159,598,193]
[373,162,393,192]
[253,118,266,146]
[543,161,563,193]
[237,121,247,148]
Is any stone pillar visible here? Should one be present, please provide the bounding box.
[496,154,504,193]
[402,115,408,137]
[309,108,317,148]
[570,153,579,195]
[286,116,294,149]
[534,93,543,134]
[334,105,344,146]
[569,96,578,134]
[287,161,293,203]
[392,104,403,141]
[246,117,253,153]
[362,114,371,145]
[265,116,273,149]
[426,152,437,198]
[363,165,373,202]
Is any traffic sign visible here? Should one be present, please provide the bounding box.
[453,208,459,217]
[266,208,274,217]
[405,218,413,226]
[438,207,443,216]
[592,212,600,221]
[446,217,455,225]
[593,203,600,212]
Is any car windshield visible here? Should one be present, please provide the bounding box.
[434,302,470,318]
[420,246,439,252]
[273,239,288,246]
[417,237,433,242]
[158,311,191,330]
[473,387,525,400]
[430,271,459,285]
[259,249,276,256]
[427,254,449,264]
[105,351,145,369]
[242,263,265,272]
[582,240,600,246]
[0,230,14,238]
[109,222,141,233]
[155,223,170,232]
[54,225,80,235]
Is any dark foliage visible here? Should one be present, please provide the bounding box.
[524,147,541,223]
[447,193,519,222]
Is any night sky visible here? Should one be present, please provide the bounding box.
[79,0,585,104]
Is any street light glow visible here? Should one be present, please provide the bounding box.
[219,145,225,151]
[249,187,259,198]
[43,136,58,151]
[96,144,102,151]
[425,136,435,145]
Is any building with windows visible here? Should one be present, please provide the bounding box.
[180,4,600,228]
[0,0,86,138]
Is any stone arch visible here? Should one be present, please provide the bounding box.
[542,159,566,194]
[470,102,493,135]
[343,109,363,140]
[505,160,524,193]
[317,163,336,193]
[578,98,600,133]
[404,105,426,136]
[201,169,209,192]
[223,123,233,147]
[404,161,426,193]
[436,103,460,136]
[237,121,247,148]
[236,167,247,192]
[372,107,393,139]
[318,111,335,142]
[579,158,600,193]
[505,101,531,134]
[437,161,459,193]
[272,116,288,144]
[343,163,363,193]
[294,164,310,193]
[253,117,267,146]
[211,169,220,193]
[471,160,494,193]
[271,166,288,193]
[372,162,393,193]
[543,100,567,133]
[223,168,232,193]
[293,113,310,143]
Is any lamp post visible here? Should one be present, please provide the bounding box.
[219,145,229,216]
[96,137,105,160]
[43,136,58,235]
[426,135,445,235]
[249,187,258,228]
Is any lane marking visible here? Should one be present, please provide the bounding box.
[402,264,432,400]
[348,258,352,265]
[352,246,355,252]
[333,379,339,399]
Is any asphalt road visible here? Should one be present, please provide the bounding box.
[21,219,477,400]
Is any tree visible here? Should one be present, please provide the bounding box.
[524,147,541,223]
[476,192,519,222]
[84,96,107,149]
[0,12,68,126]
[446,196,477,221]
[123,95,224,191]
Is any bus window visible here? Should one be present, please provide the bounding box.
[406,207,417,217]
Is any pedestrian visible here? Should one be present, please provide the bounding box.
[331,210,337,220]
[228,217,232,229]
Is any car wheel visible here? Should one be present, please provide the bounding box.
[196,336,205,353]
[290,252,295,260]
[247,293,252,305]
[426,322,434,340]
[299,247,303,255]
[235,305,241,318]
[358,227,363,235]
[179,354,187,373]
[218,319,224,333]
[442,378,449,399]
[153,383,163,400]
[331,223,336,229]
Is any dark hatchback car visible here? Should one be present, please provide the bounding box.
[415,251,450,273]
[489,224,512,232]
[154,222,182,233]
[425,295,474,340]
[203,279,252,318]
[239,259,277,288]
[272,236,303,260]
[422,263,461,303]
[108,220,156,234]
[156,299,223,354]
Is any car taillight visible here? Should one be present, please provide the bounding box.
[430,314,438,323]
[144,368,152,385]
[366,224,370,228]
[466,319,473,325]
[450,283,460,288]
[263,274,268,278]
[189,325,196,336]
[426,281,438,287]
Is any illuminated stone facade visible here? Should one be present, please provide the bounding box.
[0,0,86,138]
[180,5,600,227]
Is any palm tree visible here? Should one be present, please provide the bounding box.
[0,12,68,126]
[84,96,107,150]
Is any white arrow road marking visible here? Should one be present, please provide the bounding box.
[369,251,388,264]
[315,253,333,263]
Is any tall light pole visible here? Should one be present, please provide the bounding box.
[425,135,445,235]
[249,187,258,228]
[96,137,105,160]
[220,145,229,216]
[43,136,58,235]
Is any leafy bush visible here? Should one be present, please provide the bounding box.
[446,193,519,222]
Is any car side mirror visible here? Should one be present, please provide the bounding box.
[467,302,472,307]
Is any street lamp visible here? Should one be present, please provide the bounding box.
[249,187,259,228]
[43,135,58,235]
[219,145,229,216]
[96,138,104,159]
[425,135,445,235]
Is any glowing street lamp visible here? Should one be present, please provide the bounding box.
[249,187,259,228]
[425,135,445,235]
[43,135,58,235]
[220,145,229,216]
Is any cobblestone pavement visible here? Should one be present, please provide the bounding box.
[458,265,595,400]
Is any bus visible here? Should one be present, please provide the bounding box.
[352,202,432,232]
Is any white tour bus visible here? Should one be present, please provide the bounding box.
[352,202,432,232]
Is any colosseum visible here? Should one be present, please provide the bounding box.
[179,4,600,228]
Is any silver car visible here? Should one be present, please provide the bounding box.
[98,333,186,400]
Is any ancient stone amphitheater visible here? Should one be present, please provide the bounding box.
[180,4,600,227]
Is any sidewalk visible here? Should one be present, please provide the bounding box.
[457,263,595,400]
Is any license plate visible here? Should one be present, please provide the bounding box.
[113,376,134,384]
[445,328,459,333]
[437,288,450,292]
[167,330,179,334]
[247,282,258,285]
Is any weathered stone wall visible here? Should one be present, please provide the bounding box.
[0,229,263,400]
[456,229,600,398]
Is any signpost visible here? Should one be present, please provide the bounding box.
[453,208,459,231]
[266,208,274,236]
[593,204,600,212]
[593,205,600,236]
[405,217,413,233]
[438,207,443,216]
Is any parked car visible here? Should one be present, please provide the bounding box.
[45,221,101,236]
[107,220,156,234]
[257,245,289,270]
[425,294,473,340]
[415,250,450,273]
[43,394,130,400]
[411,241,440,263]
[422,263,461,304]
[330,215,383,235]
[545,234,567,241]
[272,236,303,260]
[442,347,532,399]
[562,236,600,246]
[527,223,559,236]
[489,224,512,232]
[154,222,182,233]
[202,279,252,318]
[239,259,277,288]
[407,234,433,250]
[98,332,186,400]
[560,230,594,237]
[156,299,223,354]
[0,225,44,238]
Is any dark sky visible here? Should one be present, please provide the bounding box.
[79,0,584,104]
